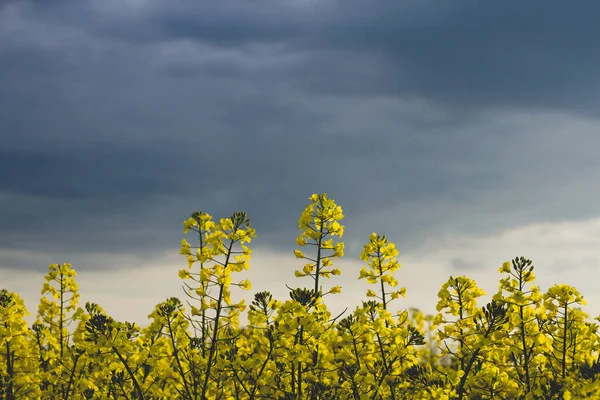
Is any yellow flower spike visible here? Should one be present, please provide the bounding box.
[359,233,403,309]
[295,194,344,300]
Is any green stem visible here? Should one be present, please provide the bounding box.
[201,239,234,399]
[377,249,387,311]
[63,352,81,400]
[59,270,65,358]
[314,220,324,294]
[518,271,531,392]
[249,335,274,400]
[562,303,568,379]
[5,341,14,400]
[112,346,145,400]
[167,315,194,400]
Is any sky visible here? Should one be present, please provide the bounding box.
[1,0,600,325]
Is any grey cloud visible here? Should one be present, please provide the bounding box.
[38,0,599,114]
[450,258,481,272]
[9,1,600,113]
[548,256,600,273]
[2,1,600,273]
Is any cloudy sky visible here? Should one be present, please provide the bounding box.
[2,0,600,325]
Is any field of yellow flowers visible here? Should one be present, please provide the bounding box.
[1,193,598,399]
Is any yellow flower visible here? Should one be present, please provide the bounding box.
[178,269,191,279]
[330,286,341,294]
[333,242,345,257]
[239,279,252,290]
[563,391,572,400]
[200,269,211,282]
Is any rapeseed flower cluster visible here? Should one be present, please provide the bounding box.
[0,194,599,399]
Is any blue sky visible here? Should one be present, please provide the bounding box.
[1,0,600,323]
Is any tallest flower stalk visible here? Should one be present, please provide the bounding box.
[294,193,345,296]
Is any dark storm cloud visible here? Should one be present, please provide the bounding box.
[35,0,599,113]
[1,0,600,272]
